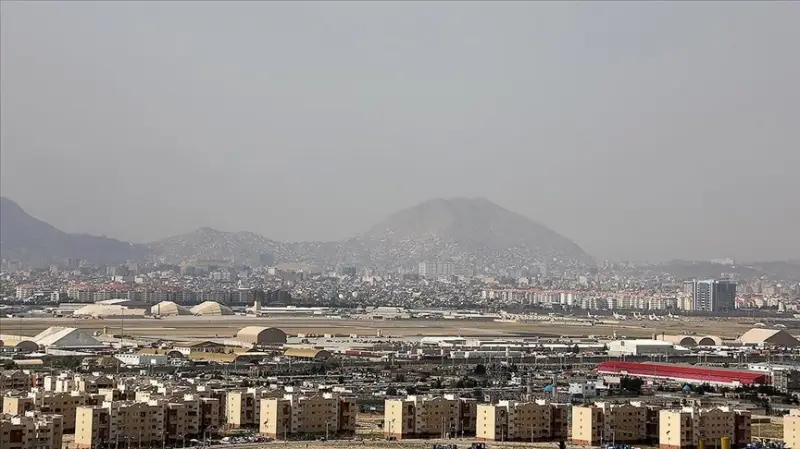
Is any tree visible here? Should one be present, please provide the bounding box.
[385,386,398,396]
[559,441,567,449]
[571,344,580,354]
[474,364,487,376]
[620,376,644,394]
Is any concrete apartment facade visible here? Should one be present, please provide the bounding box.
[1,371,32,393]
[384,395,477,440]
[74,407,111,449]
[476,401,552,442]
[659,407,750,449]
[75,401,165,449]
[226,389,262,428]
[3,391,104,432]
[74,394,223,449]
[785,409,800,449]
[0,412,63,449]
[260,393,356,439]
[572,403,647,446]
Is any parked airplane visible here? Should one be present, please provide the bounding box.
[648,314,662,321]
[633,312,644,320]
[613,312,627,320]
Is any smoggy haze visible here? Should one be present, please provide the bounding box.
[1,2,798,262]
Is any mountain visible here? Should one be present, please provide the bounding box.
[342,197,594,269]
[0,197,148,266]
[147,227,290,264]
[148,197,594,270]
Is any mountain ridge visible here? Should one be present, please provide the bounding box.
[2,196,593,270]
[147,197,594,269]
[0,197,149,266]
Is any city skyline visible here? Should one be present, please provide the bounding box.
[1,2,798,261]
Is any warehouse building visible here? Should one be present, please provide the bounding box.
[738,328,800,347]
[596,361,768,386]
[149,301,191,316]
[607,339,689,357]
[283,348,331,361]
[190,301,234,316]
[235,327,287,346]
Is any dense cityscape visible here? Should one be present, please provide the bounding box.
[3,3,800,449]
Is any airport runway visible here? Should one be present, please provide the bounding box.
[0,315,757,341]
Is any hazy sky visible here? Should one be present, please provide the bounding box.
[2,2,799,262]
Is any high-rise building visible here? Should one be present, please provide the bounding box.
[417,262,454,278]
[689,280,737,312]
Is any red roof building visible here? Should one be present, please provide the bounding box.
[596,361,768,386]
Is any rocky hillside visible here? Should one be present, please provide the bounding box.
[148,198,593,270]
[0,197,147,266]
[342,197,594,269]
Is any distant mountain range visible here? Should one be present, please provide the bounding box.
[0,197,148,266]
[1,196,593,270]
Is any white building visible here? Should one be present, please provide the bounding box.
[569,382,598,398]
[607,339,686,356]
[114,353,170,366]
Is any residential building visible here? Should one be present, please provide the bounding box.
[660,407,750,449]
[74,407,110,449]
[3,391,104,432]
[260,393,355,439]
[774,370,800,394]
[476,400,551,442]
[384,395,477,439]
[548,402,570,441]
[689,280,737,313]
[0,412,64,449]
[75,401,165,449]
[785,409,800,449]
[571,403,647,446]
[226,389,262,428]
[0,371,32,393]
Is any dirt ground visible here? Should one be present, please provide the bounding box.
[2,315,760,341]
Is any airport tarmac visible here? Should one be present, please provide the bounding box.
[0,315,759,341]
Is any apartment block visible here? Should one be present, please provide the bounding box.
[75,401,166,449]
[196,387,227,424]
[1,371,32,393]
[74,407,111,449]
[260,393,356,439]
[43,374,114,394]
[384,395,477,440]
[572,403,647,446]
[549,402,570,441]
[661,407,751,449]
[226,389,263,428]
[785,410,800,449]
[477,400,552,442]
[0,412,64,449]
[3,391,105,432]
